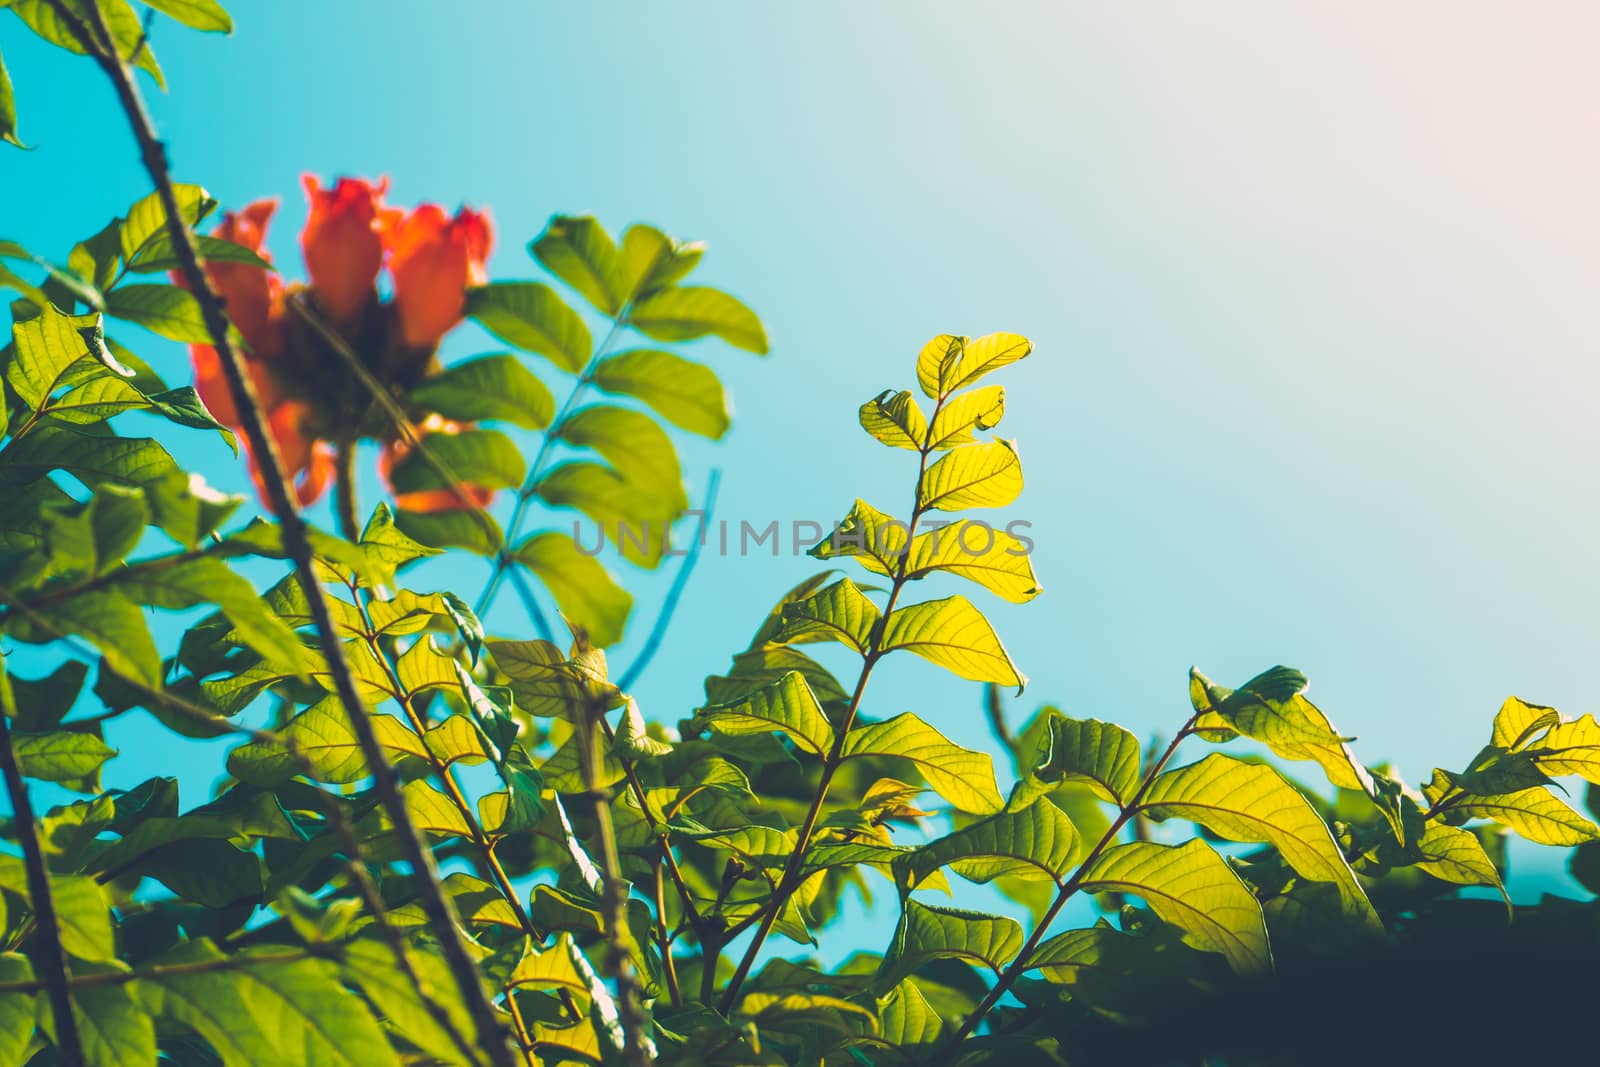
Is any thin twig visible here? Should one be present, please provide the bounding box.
[618,468,720,692]
[0,663,85,1066]
[44,4,516,1062]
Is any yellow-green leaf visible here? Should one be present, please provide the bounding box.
[897,799,1079,889]
[842,713,1003,814]
[859,389,927,451]
[880,594,1025,690]
[880,899,1023,990]
[926,385,1005,450]
[592,348,730,439]
[630,285,767,354]
[1415,823,1506,896]
[515,531,633,648]
[774,577,880,653]
[1019,713,1141,807]
[918,440,1023,512]
[1079,839,1272,978]
[1448,787,1600,846]
[1532,713,1600,782]
[697,670,834,758]
[1141,754,1378,927]
[1491,696,1562,751]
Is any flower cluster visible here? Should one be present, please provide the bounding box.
[181,175,494,511]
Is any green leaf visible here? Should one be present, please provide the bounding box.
[1079,839,1272,978]
[118,183,214,262]
[466,282,591,373]
[7,305,111,410]
[111,556,304,670]
[619,223,703,297]
[1531,713,1600,782]
[737,991,878,1038]
[1447,786,1600,846]
[105,283,212,342]
[927,385,1005,450]
[227,700,426,785]
[774,577,881,653]
[141,0,233,33]
[559,404,682,489]
[135,940,402,1067]
[24,590,160,687]
[144,470,241,549]
[0,955,36,1065]
[340,939,476,1066]
[630,285,768,353]
[696,670,834,758]
[917,440,1024,512]
[69,975,157,1067]
[0,861,115,960]
[12,731,115,782]
[916,332,1032,399]
[409,353,555,430]
[879,899,1024,989]
[515,531,633,648]
[1491,696,1562,750]
[1414,822,1506,894]
[898,799,1080,889]
[859,389,928,451]
[10,0,166,89]
[534,461,683,567]
[395,506,503,557]
[386,427,526,493]
[128,233,271,274]
[1018,713,1141,807]
[1141,754,1379,927]
[880,594,1026,690]
[1189,666,1373,795]
[0,46,20,148]
[592,348,730,439]
[531,214,625,315]
[841,713,1004,814]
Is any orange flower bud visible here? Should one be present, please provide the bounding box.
[208,199,282,358]
[377,414,496,512]
[244,400,335,507]
[383,203,492,349]
[300,174,388,322]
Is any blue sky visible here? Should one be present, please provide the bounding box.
[6,1,1599,944]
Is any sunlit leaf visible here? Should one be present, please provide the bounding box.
[917,440,1023,512]
[898,799,1080,890]
[879,899,1023,989]
[515,531,633,648]
[697,670,834,758]
[926,385,1005,450]
[410,353,556,430]
[859,389,928,451]
[880,594,1025,690]
[1141,754,1378,927]
[1079,840,1272,978]
[532,214,625,316]
[466,282,591,373]
[842,713,1004,815]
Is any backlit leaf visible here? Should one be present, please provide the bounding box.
[105,283,211,342]
[1448,787,1600,846]
[1018,713,1141,808]
[532,214,625,315]
[410,353,556,430]
[879,899,1023,989]
[560,404,681,489]
[774,576,881,653]
[859,389,928,451]
[880,594,1025,690]
[1141,754,1378,927]
[898,799,1080,889]
[842,713,1004,814]
[917,440,1024,512]
[697,670,834,758]
[1079,840,1272,978]
[926,385,1005,450]
[515,531,633,648]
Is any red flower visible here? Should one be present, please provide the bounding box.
[301,175,387,322]
[244,400,336,508]
[377,415,496,513]
[383,203,492,349]
[176,199,284,425]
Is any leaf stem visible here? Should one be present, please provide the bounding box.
[43,4,517,1061]
[0,664,85,1067]
[333,441,359,542]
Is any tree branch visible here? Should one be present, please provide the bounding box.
[0,664,85,1066]
[44,4,516,1062]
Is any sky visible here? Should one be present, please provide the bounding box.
[5,0,1599,947]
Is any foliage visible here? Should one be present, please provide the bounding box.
[2,5,1600,1067]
